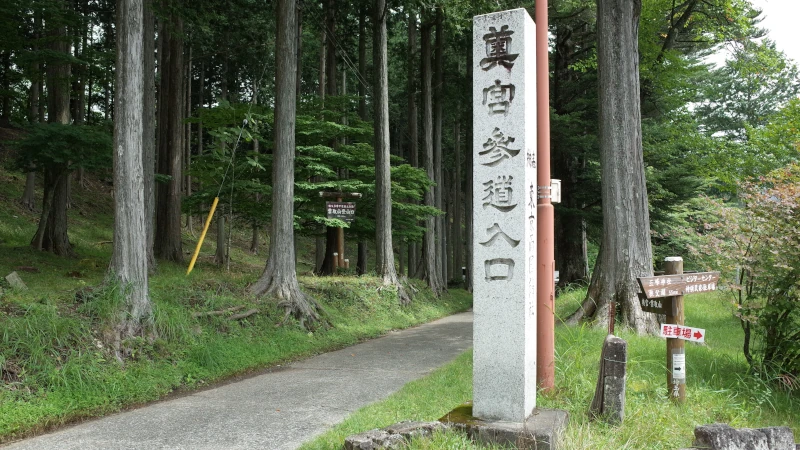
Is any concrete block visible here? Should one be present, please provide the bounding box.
[5,271,27,290]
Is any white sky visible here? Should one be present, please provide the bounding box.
[751,0,800,64]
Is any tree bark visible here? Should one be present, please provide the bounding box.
[433,8,446,286]
[143,0,156,270]
[355,6,369,276]
[373,0,409,303]
[32,0,73,257]
[22,28,40,211]
[318,0,340,275]
[421,20,443,295]
[110,0,152,348]
[214,212,226,265]
[568,0,656,334]
[465,36,473,292]
[250,0,321,328]
[407,13,419,278]
[154,14,185,262]
[0,51,11,127]
[185,46,193,231]
[453,120,462,282]
[314,30,326,273]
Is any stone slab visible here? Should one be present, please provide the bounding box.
[441,404,568,450]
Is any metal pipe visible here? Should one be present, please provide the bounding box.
[536,0,555,392]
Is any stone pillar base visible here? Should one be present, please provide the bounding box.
[440,402,569,450]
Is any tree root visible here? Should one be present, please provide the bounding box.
[229,309,258,321]
[192,305,246,318]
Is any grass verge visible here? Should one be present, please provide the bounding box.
[0,168,473,443]
[303,287,799,450]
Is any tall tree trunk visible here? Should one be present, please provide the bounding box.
[0,51,11,127]
[324,0,337,97]
[154,15,185,262]
[22,15,42,211]
[319,0,339,275]
[407,13,419,278]
[32,0,73,257]
[197,60,204,195]
[73,6,88,188]
[110,0,152,349]
[465,37,473,292]
[214,212,226,265]
[185,47,193,231]
[143,0,156,270]
[250,0,321,327]
[296,5,303,97]
[552,19,589,285]
[453,120,462,283]
[250,80,261,255]
[554,142,589,285]
[568,0,656,334]
[314,30,326,273]
[22,171,37,211]
[421,20,443,295]
[433,8,446,286]
[356,5,368,276]
[373,0,409,302]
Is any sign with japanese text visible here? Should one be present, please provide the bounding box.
[637,271,720,299]
[637,294,672,315]
[325,202,356,223]
[472,8,537,422]
[660,324,706,343]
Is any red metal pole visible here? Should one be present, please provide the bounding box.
[536,0,555,392]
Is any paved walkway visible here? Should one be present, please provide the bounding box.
[3,311,473,450]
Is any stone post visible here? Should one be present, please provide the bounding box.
[472,8,538,422]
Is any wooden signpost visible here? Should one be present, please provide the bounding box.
[637,258,719,404]
[319,192,362,269]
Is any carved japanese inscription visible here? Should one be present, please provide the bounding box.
[472,8,538,422]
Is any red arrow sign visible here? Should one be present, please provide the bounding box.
[659,323,706,343]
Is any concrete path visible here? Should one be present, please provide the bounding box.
[3,311,473,450]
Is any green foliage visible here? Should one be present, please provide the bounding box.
[695,40,800,141]
[690,164,800,381]
[12,123,112,173]
[185,96,438,245]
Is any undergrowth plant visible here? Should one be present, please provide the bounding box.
[690,163,800,385]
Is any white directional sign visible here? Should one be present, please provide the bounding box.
[660,323,706,343]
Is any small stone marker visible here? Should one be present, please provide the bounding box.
[589,335,627,424]
[693,423,795,450]
[5,271,28,290]
[472,7,538,422]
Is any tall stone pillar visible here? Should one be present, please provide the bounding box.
[472,8,538,422]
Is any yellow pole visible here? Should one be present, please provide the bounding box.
[187,197,220,275]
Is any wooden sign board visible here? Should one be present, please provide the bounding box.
[637,293,673,315]
[637,272,720,299]
[326,202,356,223]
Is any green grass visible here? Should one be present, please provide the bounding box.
[303,286,799,450]
[0,168,473,443]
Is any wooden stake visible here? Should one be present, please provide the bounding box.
[664,256,685,404]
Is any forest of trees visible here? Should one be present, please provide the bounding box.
[1,0,799,366]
